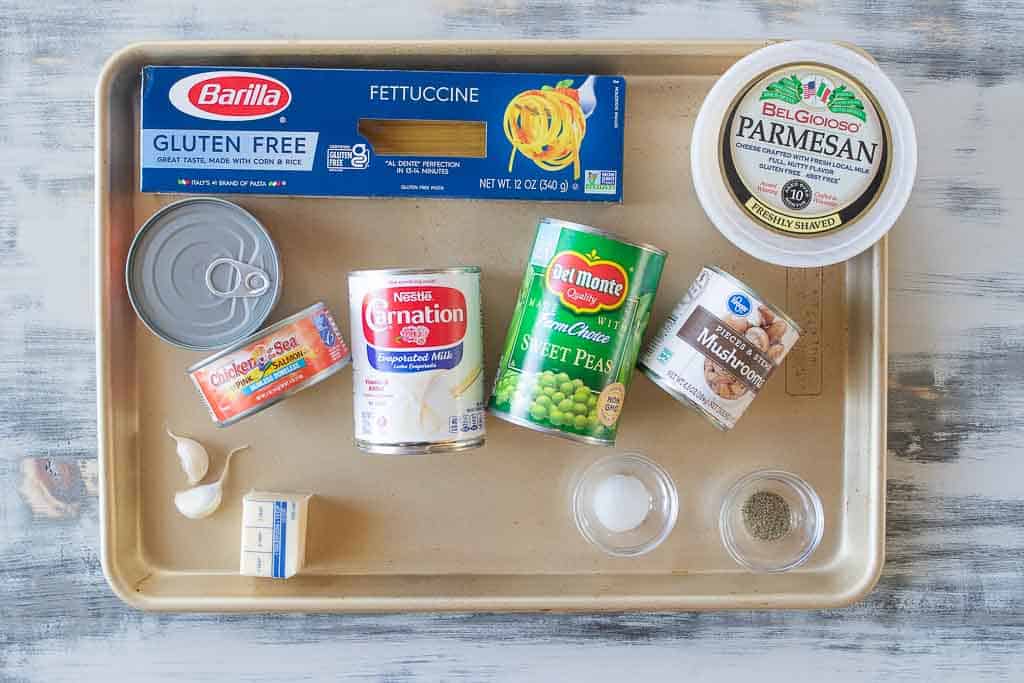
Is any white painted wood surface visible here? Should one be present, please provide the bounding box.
[3,1,1022,679]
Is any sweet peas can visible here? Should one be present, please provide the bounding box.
[488,218,666,446]
[188,302,350,426]
[348,267,485,455]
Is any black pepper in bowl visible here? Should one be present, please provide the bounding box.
[741,491,791,542]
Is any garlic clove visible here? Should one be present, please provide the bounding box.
[172,445,249,520]
[174,481,224,519]
[166,426,209,485]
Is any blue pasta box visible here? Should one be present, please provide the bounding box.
[140,66,626,202]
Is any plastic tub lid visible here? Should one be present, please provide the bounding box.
[691,40,917,267]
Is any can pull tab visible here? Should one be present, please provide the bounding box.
[205,258,271,298]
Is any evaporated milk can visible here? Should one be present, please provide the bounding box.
[348,267,485,455]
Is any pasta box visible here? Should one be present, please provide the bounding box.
[139,66,626,202]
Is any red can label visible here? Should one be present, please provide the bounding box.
[189,303,350,424]
[361,286,468,372]
[544,250,628,314]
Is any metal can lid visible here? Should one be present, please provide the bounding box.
[539,217,667,257]
[125,198,282,350]
[348,266,482,278]
[705,266,803,335]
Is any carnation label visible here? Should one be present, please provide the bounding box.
[722,63,890,236]
[639,267,801,431]
[361,285,468,372]
[348,268,485,455]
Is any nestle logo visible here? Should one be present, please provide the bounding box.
[168,71,291,121]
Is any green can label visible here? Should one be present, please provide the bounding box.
[489,218,665,444]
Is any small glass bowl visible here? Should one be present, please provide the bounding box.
[719,470,824,572]
[572,453,679,557]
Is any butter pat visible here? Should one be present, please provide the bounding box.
[239,491,311,579]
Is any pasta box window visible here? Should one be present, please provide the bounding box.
[140,66,626,202]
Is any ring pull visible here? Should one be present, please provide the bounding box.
[205,258,271,298]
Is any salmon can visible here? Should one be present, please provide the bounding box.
[638,267,801,430]
[348,267,485,455]
[188,302,351,426]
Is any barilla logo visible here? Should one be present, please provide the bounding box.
[168,71,292,121]
[545,250,628,314]
[361,287,467,372]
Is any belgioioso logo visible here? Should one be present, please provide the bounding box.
[168,71,291,121]
[760,72,867,122]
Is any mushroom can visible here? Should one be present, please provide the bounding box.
[489,218,666,446]
[188,302,351,427]
[348,267,485,455]
[638,267,801,430]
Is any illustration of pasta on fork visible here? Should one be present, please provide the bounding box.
[504,77,592,180]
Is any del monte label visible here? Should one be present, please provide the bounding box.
[544,249,629,314]
[721,63,890,236]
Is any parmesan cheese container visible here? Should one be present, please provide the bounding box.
[691,40,917,267]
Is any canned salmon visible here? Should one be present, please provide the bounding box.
[488,218,666,446]
[188,302,350,426]
[348,267,485,455]
[638,266,802,430]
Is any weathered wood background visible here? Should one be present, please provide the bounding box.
[3,0,1022,679]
